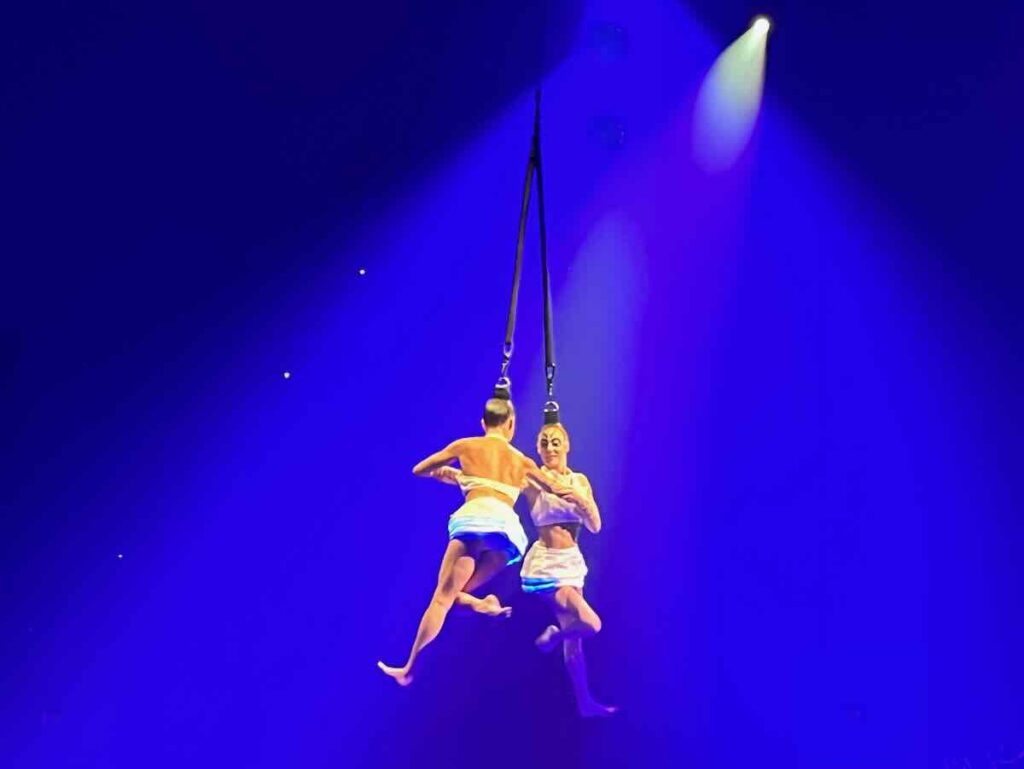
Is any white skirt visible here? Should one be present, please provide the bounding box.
[447,496,529,565]
[520,541,588,593]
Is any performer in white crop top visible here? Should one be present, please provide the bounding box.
[377,397,559,687]
[521,422,617,717]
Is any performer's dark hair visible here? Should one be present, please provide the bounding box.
[483,398,515,427]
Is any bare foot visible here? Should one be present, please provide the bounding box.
[579,701,619,718]
[534,624,561,654]
[376,661,414,686]
[480,594,513,618]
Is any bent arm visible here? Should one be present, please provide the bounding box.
[412,440,462,477]
[523,457,558,494]
[575,473,602,534]
[432,466,463,485]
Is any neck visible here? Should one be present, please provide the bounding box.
[546,462,569,474]
[484,430,509,441]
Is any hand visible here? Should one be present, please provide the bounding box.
[432,466,462,485]
[553,485,584,507]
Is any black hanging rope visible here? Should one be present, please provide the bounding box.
[533,90,560,425]
[495,88,560,426]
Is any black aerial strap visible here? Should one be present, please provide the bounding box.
[495,89,560,427]
[533,90,560,425]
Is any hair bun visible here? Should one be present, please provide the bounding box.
[542,401,560,424]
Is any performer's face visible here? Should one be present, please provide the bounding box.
[537,427,569,469]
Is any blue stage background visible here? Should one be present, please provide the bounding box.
[3,1,1022,767]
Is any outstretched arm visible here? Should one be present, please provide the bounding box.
[523,457,559,494]
[412,440,463,478]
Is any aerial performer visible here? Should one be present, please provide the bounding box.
[521,421,618,717]
[379,87,581,693]
[376,395,559,686]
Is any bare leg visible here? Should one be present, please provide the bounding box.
[563,636,617,718]
[535,588,616,717]
[377,540,475,686]
[462,547,509,593]
[454,548,512,617]
[534,587,602,652]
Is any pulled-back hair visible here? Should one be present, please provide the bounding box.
[483,398,515,427]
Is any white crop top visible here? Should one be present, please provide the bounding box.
[457,474,522,503]
[530,470,587,527]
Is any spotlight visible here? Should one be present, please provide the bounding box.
[358,268,367,276]
[283,371,292,380]
[692,15,770,171]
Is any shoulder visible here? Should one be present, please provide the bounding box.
[446,437,473,453]
[573,471,593,489]
[519,452,540,469]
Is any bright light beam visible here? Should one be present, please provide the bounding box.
[692,18,770,172]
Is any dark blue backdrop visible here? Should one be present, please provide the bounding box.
[3,1,1022,767]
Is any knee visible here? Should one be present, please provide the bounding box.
[431,586,458,610]
[582,612,602,636]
